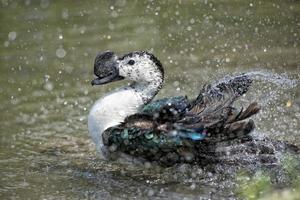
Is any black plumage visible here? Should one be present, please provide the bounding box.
[102,75,265,165]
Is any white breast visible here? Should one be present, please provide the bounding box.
[88,87,144,155]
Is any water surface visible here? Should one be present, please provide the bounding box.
[1,0,300,199]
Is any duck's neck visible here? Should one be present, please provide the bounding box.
[130,80,162,103]
[88,80,163,153]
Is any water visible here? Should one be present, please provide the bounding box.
[1,0,300,199]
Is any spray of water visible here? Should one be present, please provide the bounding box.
[243,70,298,89]
[211,70,298,109]
[213,70,298,89]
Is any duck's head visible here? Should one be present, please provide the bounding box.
[91,51,164,86]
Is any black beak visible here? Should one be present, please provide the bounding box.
[91,73,124,85]
[91,51,124,86]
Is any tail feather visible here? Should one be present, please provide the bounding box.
[226,102,260,123]
[235,102,260,121]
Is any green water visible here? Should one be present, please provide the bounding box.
[1,0,300,199]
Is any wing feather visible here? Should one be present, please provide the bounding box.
[101,74,265,165]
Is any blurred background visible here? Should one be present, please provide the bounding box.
[0,0,299,199]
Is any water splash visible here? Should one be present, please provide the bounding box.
[241,71,298,108]
[243,70,298,89]
[211,70,298,110]
[214,70,298,89]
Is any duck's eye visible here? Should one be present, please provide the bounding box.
[128,60,135,65]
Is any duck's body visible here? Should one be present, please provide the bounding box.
[88,51,298,166]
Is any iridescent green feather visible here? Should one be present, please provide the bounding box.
[141,96,188,114]
[102,126,206,165]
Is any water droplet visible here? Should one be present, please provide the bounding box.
[79,26,86,34]
[108,23,115,30]
[147,189,154,197]
[44,82,53,91]
[62,9,69,20]
[173,81,179,87]
[44,74,50,82]
[144,162,151,168]
[190,183,196,190]
[286,100,292,107]
[8,32,17,41]
[40,0,50,9]
[25,0,31,6]
[108,144,117,152]
[56,47,66,58]
[111,11,118,18]
[4,41,9,47]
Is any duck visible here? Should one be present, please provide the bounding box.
[87,51,297,166]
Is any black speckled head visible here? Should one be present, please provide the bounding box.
[91,51,124,85]
[119,51,164,78]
